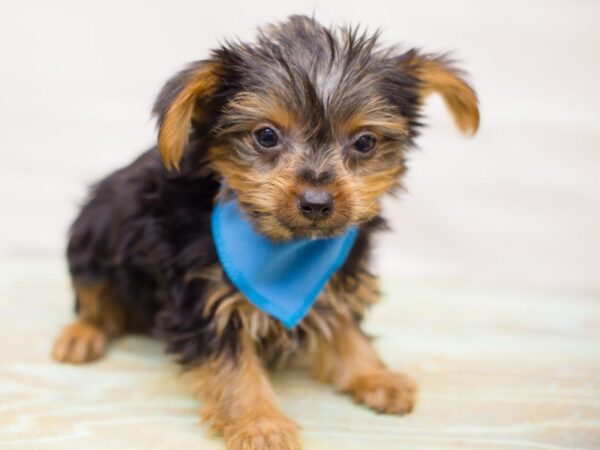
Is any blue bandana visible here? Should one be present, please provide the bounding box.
[211,199,359,328]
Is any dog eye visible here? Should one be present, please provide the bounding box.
[254,127,279,148]
[353,134,377,153]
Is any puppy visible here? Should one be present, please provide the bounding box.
[52,15,478,450]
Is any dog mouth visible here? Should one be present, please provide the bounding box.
[282,220,350,239]
[272,205,354,239]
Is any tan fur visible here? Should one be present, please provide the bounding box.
[188,333,300,450]
[342,98,410,141]
[353,165,405,220]
[158,61,221,170]
[313,319,416,414]
[52,281,125,364]
[412,56,480,135]
[52,321,107,364]
[219,91,297,135]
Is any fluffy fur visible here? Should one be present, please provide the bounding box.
[53,15,478,450]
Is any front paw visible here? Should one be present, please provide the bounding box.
[346,371,416,415]
[224,412,300,450]
[52,321,107,364]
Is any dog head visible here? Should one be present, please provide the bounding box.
[153,15,479,241]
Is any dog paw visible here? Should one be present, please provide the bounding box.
[346,370,416,415]
[224,413,300,450]
[52,321,107,364]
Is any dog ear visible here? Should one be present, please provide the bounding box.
[153,60,222,170]
[400,51,480,135]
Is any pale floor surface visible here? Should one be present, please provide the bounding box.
[1,256,599,450]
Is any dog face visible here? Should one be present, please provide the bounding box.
[154,15,479,241]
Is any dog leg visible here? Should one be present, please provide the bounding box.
[314,320,416,415]
[52,281,125,364]
[191,332,300,450]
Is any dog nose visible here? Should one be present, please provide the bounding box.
[298,190,334,220]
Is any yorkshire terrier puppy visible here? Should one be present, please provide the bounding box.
[52,15,478,449]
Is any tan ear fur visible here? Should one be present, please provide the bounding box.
[158,62,220,170]
[412,54,480,135]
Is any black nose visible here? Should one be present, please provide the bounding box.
[298,190,334,220]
